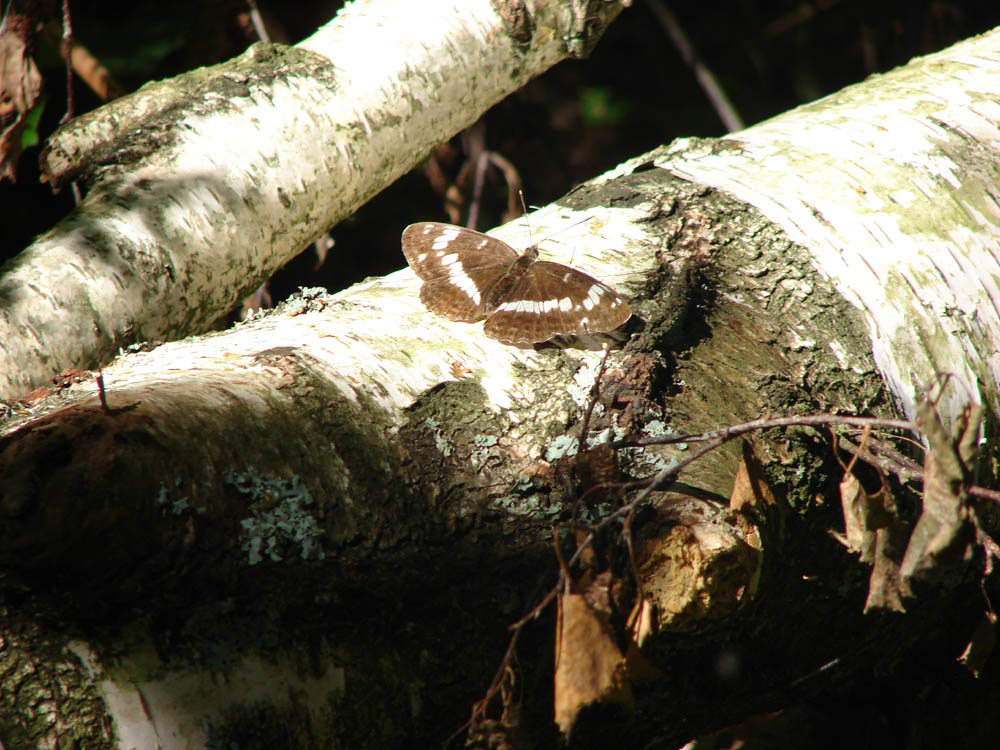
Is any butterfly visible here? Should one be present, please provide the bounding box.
[400,222,631,344]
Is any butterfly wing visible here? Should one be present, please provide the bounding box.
[401,222,519,322]
[483,261,630,344]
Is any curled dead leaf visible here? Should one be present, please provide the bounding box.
[730,440,780,553]
[899,401,981,594]
[833,472,877,561]
[958,610,997,678]
[0,23,44,182]
[554,591,633,737]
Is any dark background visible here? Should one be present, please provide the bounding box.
[3,0,999,310]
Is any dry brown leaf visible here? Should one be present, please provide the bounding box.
[833,472,877,561]
[581,569,624,617]
[574,528,598,573]
[829,468,908,612]
[834,470,901,563]
[554,591,633,737]
[958,610,997,678]
[863,519,908,613]
[0,24,44,182]
[729,441,779,554]
[623,597,662,682]
[627,595,655,648]
[730,440,778,512]
[899,401,981,594]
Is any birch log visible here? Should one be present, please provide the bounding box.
[2,20,1000,750]
[642,29,1000,426]
[0,0,625,400]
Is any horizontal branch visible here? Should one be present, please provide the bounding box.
[0,0,625,399]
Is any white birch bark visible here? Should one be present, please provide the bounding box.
[0,201,659,749]
[0,0,624,400]
[4,21,1000,750]
[628,28,1000,425]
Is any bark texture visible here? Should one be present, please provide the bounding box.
[0,0,625,400]
[4,16,1000,750]
[6,163,975,749]
[651,28,1000,425]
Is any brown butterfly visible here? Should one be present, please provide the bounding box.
[401,222,630,344]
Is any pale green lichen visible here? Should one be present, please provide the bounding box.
[155,477,198,515]
[280,286,329,316]
[424,417,452,456]
[510,475,536,493]
[544,434,578,462]
[229,472,325,565]
[644,419,670,437]
[625,447,675,475]
[579,503,614,524]
[567,357,607,409]
[470,434,501,471]
[586,427,613,448]
[491,492,561,519]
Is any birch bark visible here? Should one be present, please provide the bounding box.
[643,29,1000,425]
[2,16,1000,750]
[0,0,624,400]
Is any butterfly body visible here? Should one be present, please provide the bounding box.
[401,222,630,344]
[480,247,538,316]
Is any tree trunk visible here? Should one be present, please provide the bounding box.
[3,16,1000,750]
[0,0,624,401]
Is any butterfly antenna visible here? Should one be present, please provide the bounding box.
[537,216,595,264]
[518,189,595,256]
[517,189,537,248]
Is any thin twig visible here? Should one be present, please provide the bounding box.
[95,368,110,414]
[468,150,489,230]
[836,433,922,484]
[60,0,74,124]
[645,0,745,132]
[577,347,612,457]
[485,152,523,223]
[460,407,995,746]
[617,413,917,449]
[246,0,270,43]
